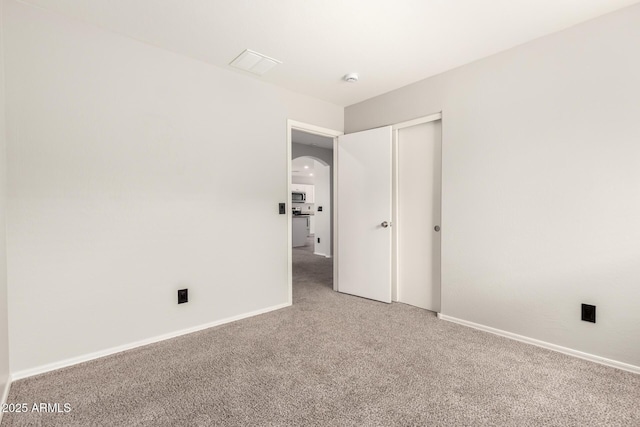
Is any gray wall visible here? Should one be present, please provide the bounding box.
[292,143,333,167]
[0,0,11,404]
[346,5,640,367]
[4,0,342,374]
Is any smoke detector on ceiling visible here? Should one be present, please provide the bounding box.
[230,49,282,76]
[344,73,359,83]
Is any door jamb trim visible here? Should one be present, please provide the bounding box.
[392,113,442,131]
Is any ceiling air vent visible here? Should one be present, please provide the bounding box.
[229,49,281,76]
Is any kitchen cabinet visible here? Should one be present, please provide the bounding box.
[292,216,308,247]
[304,185,315,203]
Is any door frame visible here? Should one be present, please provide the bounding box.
[391,112,442,303]
[287,120,342,305]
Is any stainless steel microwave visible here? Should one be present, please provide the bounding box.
[292,191,306,203]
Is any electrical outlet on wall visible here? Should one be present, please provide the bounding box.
[178,289,188,304]
[581,303,596,323]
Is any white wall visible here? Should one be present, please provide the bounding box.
[4,0,343,374]
[0,0,11,403]
[313,160,331,257]
[346,5,640,367]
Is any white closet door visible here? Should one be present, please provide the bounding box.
[397,120,442,311]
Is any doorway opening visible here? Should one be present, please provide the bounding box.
[291,155,330,254]
[287,114,442,312]
[287,121,342,305]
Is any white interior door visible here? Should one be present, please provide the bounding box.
[337,126,392,303]
[396,120,442,311]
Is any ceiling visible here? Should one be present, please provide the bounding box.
[24,0,639,107]
[292,130,334,150]
[291,157,317,181]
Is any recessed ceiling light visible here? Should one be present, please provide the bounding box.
[309,173,313,176]
[230,49,282,76]
[304,165,309,169]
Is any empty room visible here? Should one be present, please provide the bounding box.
[0,0,639,425]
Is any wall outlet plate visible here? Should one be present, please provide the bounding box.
[581,303,596,323]
[178,289,188,304]
[279,203,286,214]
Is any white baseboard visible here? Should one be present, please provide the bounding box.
[313,252,332,258]
[437,313,640,375]
[0,374,12,424]
[12,302,291,381]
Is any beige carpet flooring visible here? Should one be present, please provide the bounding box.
[2,240,639,426]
